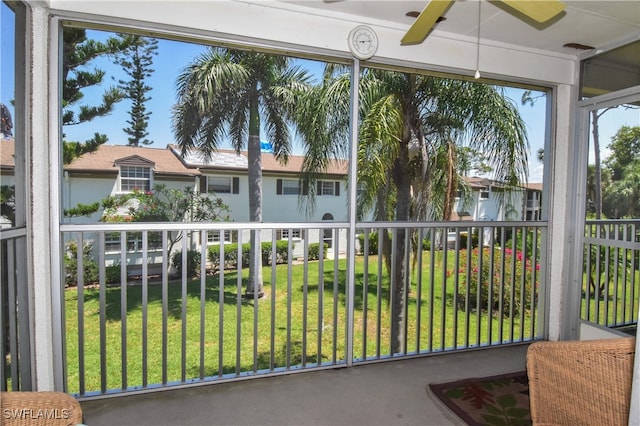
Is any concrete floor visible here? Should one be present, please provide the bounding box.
[80,344,530,426]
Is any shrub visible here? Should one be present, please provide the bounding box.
[456,247,539,316]
[459,231,479,249]
[208,244,237,272]
[208,240,304,272]
[64,240,98,287]
[105,264,121,284]
[357,232,379,255]
[172,249,202,277]
[261,241,289,265]
[421,236,431,251]
[308,242,327,260]
[505,228,540,255]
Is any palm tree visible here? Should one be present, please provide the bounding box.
[296,68,528,354]
[173,48,310,297]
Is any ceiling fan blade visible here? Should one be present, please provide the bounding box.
[500,0,566,23]
[401,0,454,45]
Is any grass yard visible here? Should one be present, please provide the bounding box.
[580,272,640,326]
[65,250,538,395]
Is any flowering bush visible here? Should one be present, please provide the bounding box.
[64,240,99,287]
[455,247,539,316]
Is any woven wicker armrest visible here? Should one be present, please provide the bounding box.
[1,391,83,426]
[526,337,636,426]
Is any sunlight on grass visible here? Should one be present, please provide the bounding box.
[65,250,539,395]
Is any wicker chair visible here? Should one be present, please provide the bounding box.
[526,337,636,426]
[0,391,83,426]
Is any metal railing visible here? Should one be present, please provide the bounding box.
[1,226,32,391]
[60,221,546,398]
[582,220,640,328]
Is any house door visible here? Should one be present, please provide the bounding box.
[322,213,334,252]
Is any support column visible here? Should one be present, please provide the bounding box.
[546,82,583,341]
[28,2,57,391]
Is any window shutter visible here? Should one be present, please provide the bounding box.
[232,177,239,194]
[317,181,322,195]
[200,176,207,193]
[276,229,282,240]
[302,180,309,196]
[276,179,282,195]
[335,182,340,196]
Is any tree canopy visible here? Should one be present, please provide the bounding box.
[295,66,529,354]
[601,125,640,218]
[172,47,310,296]
[62,28,133,163]
[113,34,158,146]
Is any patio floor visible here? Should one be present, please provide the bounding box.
[80,343,530,425]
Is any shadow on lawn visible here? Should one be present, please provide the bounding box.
[75,261,460,323]
[77,272,255,322]
[310,266,461,313]
[186,340,329,379]
[305,269,391,311]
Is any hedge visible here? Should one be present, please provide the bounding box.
[207,240,327,272]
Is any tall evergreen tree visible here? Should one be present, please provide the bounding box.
[113,34,158,146]
[62,28,132,163]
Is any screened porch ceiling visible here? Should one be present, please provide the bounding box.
[280,0,639,62]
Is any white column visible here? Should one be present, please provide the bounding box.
[546,82,583,341]
[28,2,57,391]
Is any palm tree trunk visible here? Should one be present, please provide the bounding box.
[442,141,457,221]
[390,146,411,355]
[376,182,392,280]
[246,99,263,297]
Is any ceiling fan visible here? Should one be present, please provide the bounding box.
[401,0,566,45]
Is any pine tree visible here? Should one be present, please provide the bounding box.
[113,34,158,146]
[62,28,132,163]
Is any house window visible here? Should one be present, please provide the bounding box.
[120,165,151,192]
[280,179,300,195]
[207,230,234,243]
[455,190,462,198]
[105,233,121,252]
[208,177,232,193]
[204,176,239,194]
[280,229,302,240]
[318,181,340,196]
[279,229,303,240]
[105,232,162,253]
[479,190,490,200]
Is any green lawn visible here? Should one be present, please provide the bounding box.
[65,250,538,395]
[580,272,640,326]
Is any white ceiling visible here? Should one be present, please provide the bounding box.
[281,1,640,58]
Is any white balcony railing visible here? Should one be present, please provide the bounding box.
[4,219,636,397]
[582,220,640,329]
[54,220,547,398]
[0,226,31,391]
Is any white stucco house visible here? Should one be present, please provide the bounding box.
[3,138,542,266]
[59,143,351,265]
[452,176,542,223]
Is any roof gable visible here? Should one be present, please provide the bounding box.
[65,144,199,176]
[115,155,156,168]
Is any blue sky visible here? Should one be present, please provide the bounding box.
[57,28,551,181]
[2,5,637,184]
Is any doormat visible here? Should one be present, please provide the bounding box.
[429,371,530,426]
